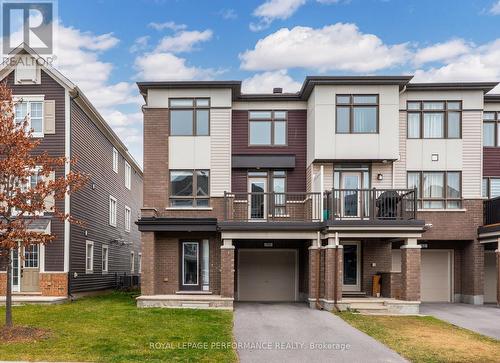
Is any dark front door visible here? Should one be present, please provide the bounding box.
[342,242,361,291]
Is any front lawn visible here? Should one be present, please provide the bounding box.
[0,292,237,363]
[339,312,500,363]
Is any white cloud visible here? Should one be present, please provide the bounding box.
[242,70,301,93]
[134,52,219,81]
[155,30,213,53]
[219,8,238,20]
[240,23,410,72]
[148,21,187,31]
[490,1,500,14]
[414,39,471,65]
[130,36,150,53]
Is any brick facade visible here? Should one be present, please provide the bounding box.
[0,273,5,295]
[401,247,421,301]
[308,245,320,302]
[40,273,68,296]
[220,246,235,298]
[362,240,392,296]
[141,232,155,295]
[324,245,343,302]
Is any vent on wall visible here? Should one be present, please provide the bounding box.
[14,56,39,84]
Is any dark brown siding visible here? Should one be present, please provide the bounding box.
[4,70,66,271]
[69,100,142,292]
[231,110,307,193]
[484,148,500,176]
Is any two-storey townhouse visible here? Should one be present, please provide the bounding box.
[0,45,143,301]
[137,76,498,313]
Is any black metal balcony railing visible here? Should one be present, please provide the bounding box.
[484,196,500,226]
[223,188,417,222]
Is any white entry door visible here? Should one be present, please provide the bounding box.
[248,178,267,220]
[341,172,361,218]
[342,241,361,292]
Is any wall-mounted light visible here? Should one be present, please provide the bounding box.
[377,173,383,181]
[84,230,88,236]
[91,182,96,190]
[431,153,439,162]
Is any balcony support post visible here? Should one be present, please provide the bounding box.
[496,238,500,306]
[221,239,235,299]
[401,238,421,301]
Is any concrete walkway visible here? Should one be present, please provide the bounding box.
[233,303,406,363]
[421,303,500,340]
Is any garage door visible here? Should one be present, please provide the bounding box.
[238,249,297,302]
[485,253,497,304]
[421,250,452,302]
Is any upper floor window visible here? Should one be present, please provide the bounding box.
[249,111,287,146]
[112,148,119,173]
[407,171,462,209]
[124,161,131,189]
[124,206,131,232]
[483,177,500,198]
[483,111,500,147]
[169,170,209,208]
[109,196,117,227]
[15,100,43,137]
[169,98,210,136]
[336,95,378,134]
[407,101,461,139]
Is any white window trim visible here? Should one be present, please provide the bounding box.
[14,96,45,138]
[131,251,135,273]
[109,196,117,227]
[138,253,142,274]
[102,244,109,274]
[124,161,131,190]
[86,240,94,274]
[112,148,119,173]
[124,205,131,232]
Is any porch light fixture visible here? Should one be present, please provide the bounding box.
[377,173,383,181]
[92,182,96,190]
[431,153,439,161]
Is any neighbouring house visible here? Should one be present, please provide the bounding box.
[136,76,500,313]
[0,45,143,300]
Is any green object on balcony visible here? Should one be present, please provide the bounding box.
[323,210,330,220]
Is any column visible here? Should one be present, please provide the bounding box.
[220,239,235,298]
[324,237,343,304]
[308,239,320,308]
[401,238,421,301]
[141,232,156,295]
[496,239,500,306]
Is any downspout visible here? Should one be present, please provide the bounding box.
[315,232,322,310]
[333,232,339,309]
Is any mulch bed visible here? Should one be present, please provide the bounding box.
[0,326,51,343]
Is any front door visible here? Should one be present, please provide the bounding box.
[341,172,361,218]
[248,177,267,220]
[20,244,40,292]
[342,241,361,292]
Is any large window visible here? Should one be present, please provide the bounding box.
[483,111,500,147]
[181,240,209,291]
[483,177,500,198]
[169,170,209,207]
[86,241,94,273]
[336,95,378,133]
[109,196,117,226]
[124,161,131,189]
[249,111,287,146]
[169,98,210,136]
[407,101,461,139]
[15,100,44,137]
[407,171,462,209]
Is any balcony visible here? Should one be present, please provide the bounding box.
[484,197,500,226]
[223,189,417,223]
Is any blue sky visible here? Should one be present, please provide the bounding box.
[48,0,500,165]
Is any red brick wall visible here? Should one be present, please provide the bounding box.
[220,247,234,298]
[362,240,392,296]
[40,273,68,296]
[401,247,421,301]
[380,272,401,299]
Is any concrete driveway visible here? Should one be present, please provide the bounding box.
[421,303,500,340]
[233,303,406,363]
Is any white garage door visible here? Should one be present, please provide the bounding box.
[238,249,297,302]
[485,252,497,304]
[421,250,453,302]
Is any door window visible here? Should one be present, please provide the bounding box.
[24,244,39,268]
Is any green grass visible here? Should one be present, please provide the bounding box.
[339,312,500,363]
[0,292,237,363]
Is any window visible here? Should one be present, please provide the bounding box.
[109,196,117,226]
[124,206,131,232]
[169,98,210,136]
[24,244,39,268]
[483,112,500,147]
[102,245,109,273]
[181,240,210,291]
[407,171,462,209]
[138,253,142,274]
[336,95,378,133]
[249,111,287,146]
[112,148,118,173]
[131,251,135,273]
[169,170,209,207]
[272,170,286,216]
[483,177,500,198]
[407,101,462,139]
[124,161,131,189]
[15,100,44,137]
[86,241,94,273]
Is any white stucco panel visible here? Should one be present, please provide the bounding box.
[169,137,211,169]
